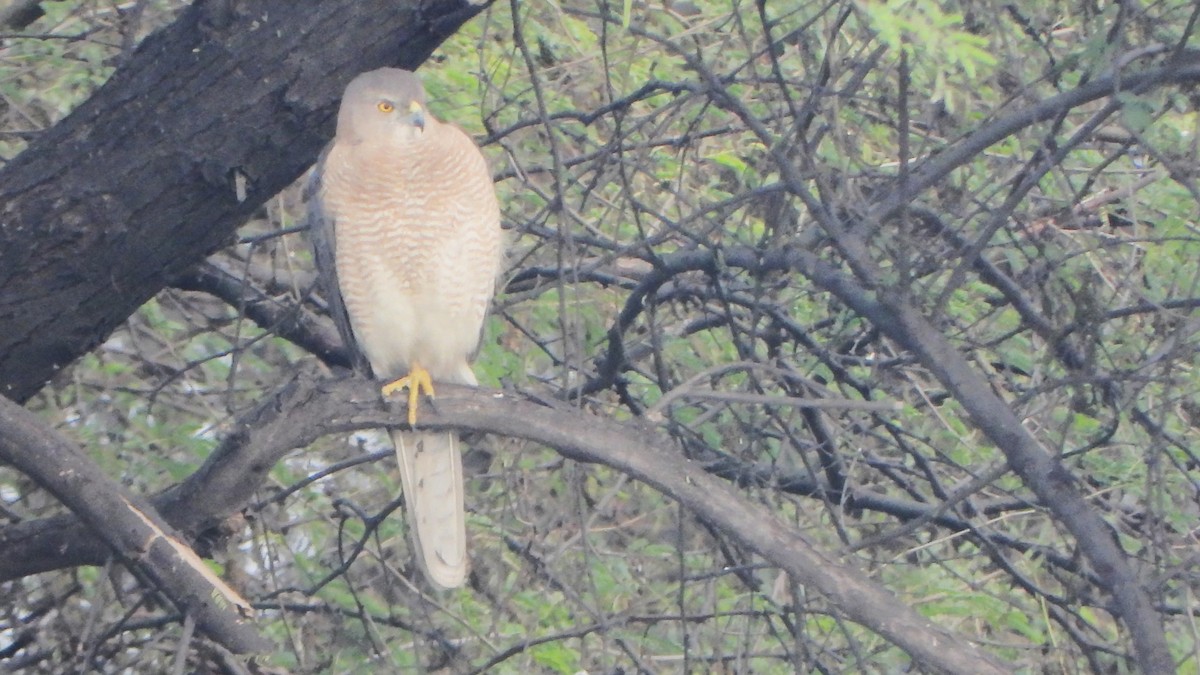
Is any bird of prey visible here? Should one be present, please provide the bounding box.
[308,68,503,589]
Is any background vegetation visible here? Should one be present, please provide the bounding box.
[1,0,1198,672]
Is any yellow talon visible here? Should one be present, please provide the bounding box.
[381,364,435,427]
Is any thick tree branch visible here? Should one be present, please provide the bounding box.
[0,0,53,29]
[170,258,351,370]
[0,0,484,403]
[0,376,1012,674]
[0,395,266,653]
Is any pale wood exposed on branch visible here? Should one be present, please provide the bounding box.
[0,393,266,653]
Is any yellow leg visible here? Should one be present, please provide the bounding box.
[381,363,435,427]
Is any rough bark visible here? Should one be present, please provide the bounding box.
[0,0,484,403]
[0,0,56,29]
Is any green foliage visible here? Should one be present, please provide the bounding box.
[4,0,1200,672]
[858,0,997,111]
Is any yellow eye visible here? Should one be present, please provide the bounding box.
[377,101,395,113]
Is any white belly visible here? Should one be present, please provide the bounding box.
[356,281,480,381]
[337,245,484,385]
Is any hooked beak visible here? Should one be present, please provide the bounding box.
[408,100,425,131]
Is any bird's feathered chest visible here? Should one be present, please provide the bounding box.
[320,135,484,285]
[312,123,502,377]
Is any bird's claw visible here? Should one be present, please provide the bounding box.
[382,364,435,427]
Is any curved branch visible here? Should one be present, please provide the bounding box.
[0,376,1011,674]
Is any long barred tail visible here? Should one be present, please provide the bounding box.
[390,429,467,589]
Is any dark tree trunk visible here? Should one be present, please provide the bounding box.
[0,0,483,403]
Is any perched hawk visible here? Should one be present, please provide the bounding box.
[309,68,503,589]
